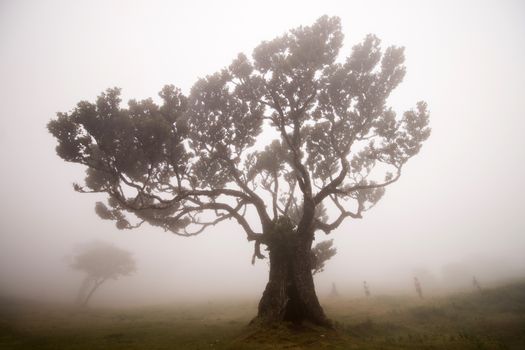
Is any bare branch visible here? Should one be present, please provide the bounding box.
[315,209,361,234]
[335,166,402,196]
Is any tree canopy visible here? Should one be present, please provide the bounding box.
[50,15,429,325]
[71,241,136,280]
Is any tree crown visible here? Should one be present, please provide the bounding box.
[49,16,430,262]
[70,241,136,280]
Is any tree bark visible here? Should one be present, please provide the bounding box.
[255,229,332,328]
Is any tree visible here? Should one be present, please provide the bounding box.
[48,16,430,327]
[329,282,339,298]
[414,277,424,299]
[363,281,371,297]
[70,241,136,306]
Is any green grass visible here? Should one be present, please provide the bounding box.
[1,283,525,349]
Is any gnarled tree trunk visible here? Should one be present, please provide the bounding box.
[255,229,332,328]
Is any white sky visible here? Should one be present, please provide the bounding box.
[1,0,524,305]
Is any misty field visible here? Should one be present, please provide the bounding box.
[1,282,524,350]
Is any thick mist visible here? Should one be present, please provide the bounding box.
[1,0,525,309]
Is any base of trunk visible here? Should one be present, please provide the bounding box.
[253,236,333,329]
[252,301,333,329]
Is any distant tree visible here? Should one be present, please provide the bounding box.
[49,16,430,327]
[472,276,482,292]
[71,241,136,306]
[329,282,339,298]
[363,281,371,297]
[414,277,423,299]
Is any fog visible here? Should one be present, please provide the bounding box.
[1,0,524,308]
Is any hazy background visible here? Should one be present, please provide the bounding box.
[1,0,524,307]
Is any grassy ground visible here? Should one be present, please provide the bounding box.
[1,283,524,349]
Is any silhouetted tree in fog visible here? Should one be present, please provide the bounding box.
[472,276,482,292]
[329,282,339,298]
[49,16,430,327]
[363,281,371,297]
[414,277,423,299]
[71,241,136,306]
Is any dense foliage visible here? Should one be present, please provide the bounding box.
[49,16,429,255]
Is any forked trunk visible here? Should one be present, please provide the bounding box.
[76,275,106,307]
[81,279,103,306]
[255,231,332,328]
